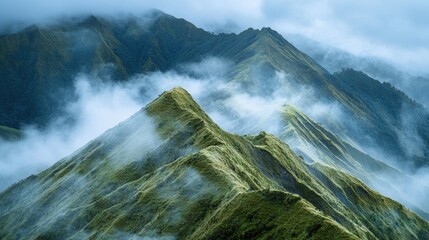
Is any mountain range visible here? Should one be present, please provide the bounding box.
[1,88,428,239]
[1,10,429,239]
[289,35,429,108]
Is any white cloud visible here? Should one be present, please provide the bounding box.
[0,57,346,190]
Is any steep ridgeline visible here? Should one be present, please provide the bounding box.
[1,88,428,240]
[0,10,333,129]
[235,32,429,170]
[1,10,428,169]
[227,30,429,170]
[331,69,429,169]
[281,105,429,220]
[2,10,428,171]
[0,10,212,128]
[289,35,429,108]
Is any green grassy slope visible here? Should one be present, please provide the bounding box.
[281,104,429,218]
[234,29,429,170]
[0,88,427,239]
[310,163,429,240]
[1,11,428,171]
[190,190,358,240]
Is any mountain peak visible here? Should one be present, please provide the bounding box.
[160,86,190,98]
[144,87,225,148]
[146,87,204,117]
[239,26,285,41]
[283,104,300,114]
[257,27,290,44]
[1,87,429,239]
[259,27,279,35]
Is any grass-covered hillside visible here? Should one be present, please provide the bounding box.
[0,88,427,240]
[1,10,428,170]
[281,104,429,219]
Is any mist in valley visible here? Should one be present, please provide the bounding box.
[0,55,428,221]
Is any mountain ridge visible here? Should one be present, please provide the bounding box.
[1,87,428,239]
[281,104,429,219]
[1,11,429,239]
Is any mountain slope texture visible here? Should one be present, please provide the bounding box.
[0,88,428,240]
[281,104,429,219]
[1,10,429,240]
[1,11,428,171]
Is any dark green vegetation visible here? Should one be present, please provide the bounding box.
[1,10,427,169]
[1,88,428,239]
[290,36,429,108]
[2,10,429,239]
[0,10,304,129]
[332,69,429,169]
[0,125,22,141]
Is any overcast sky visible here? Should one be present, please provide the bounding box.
[1,0,428,74]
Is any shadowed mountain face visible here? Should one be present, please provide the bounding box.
[1,10,428,170]
[331,69,429,169]
[0,11,212,128]
[289,35,429,108]
[1,88,428,240]
[1,10,429,239]
[0,11,331,129]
